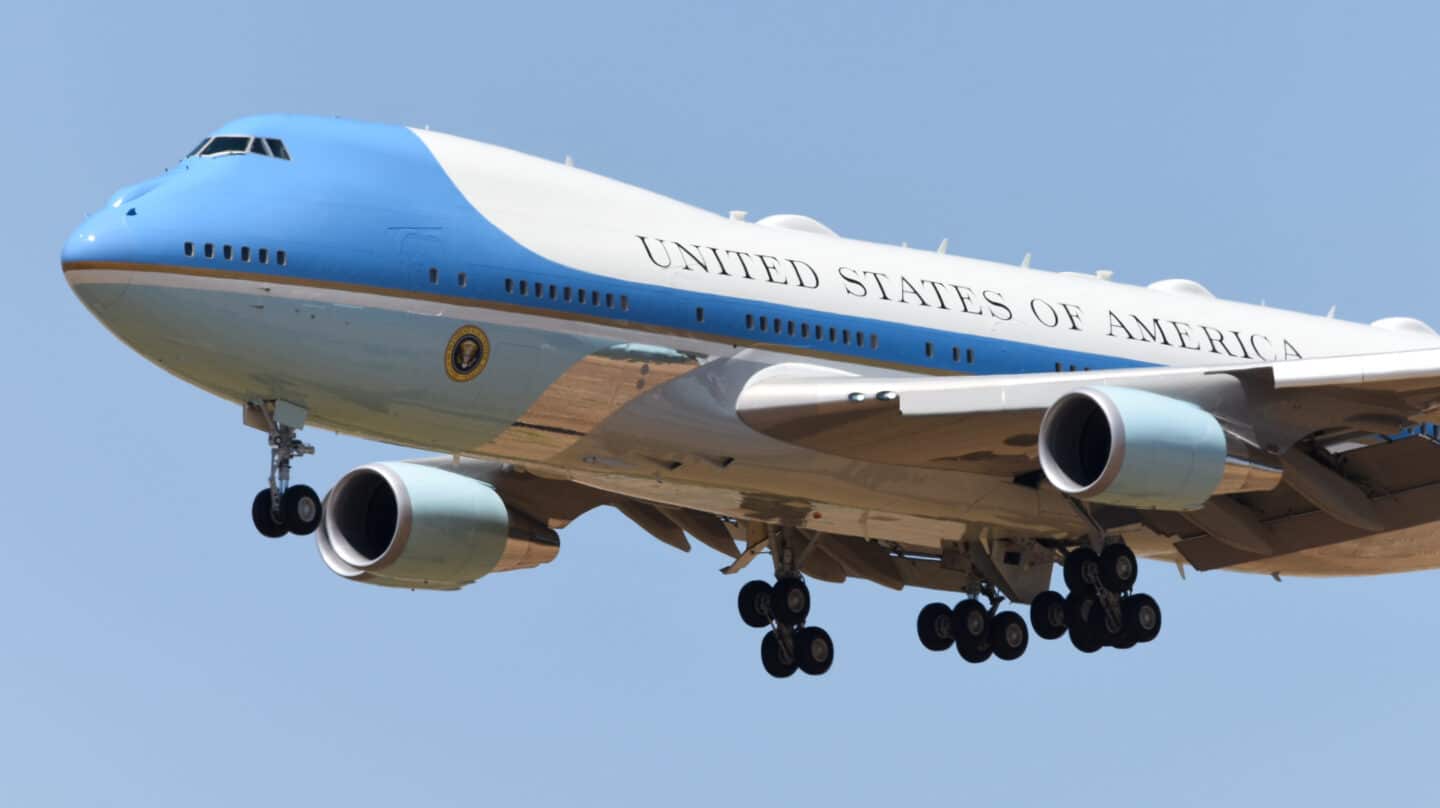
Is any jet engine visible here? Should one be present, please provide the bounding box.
[1037,386,1282,510]
[317,462,559,590]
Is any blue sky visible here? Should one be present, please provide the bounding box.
[5,2,1440,805]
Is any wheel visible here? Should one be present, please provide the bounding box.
[771,578,810,625]
[281,485,322,535]
[760,630,798,678]
[795,627,834,675]
[916,602,955,651]
[1063,547,1100,592]
[1112,628,1138,650]
[1064,591,1103,653]
[1068,617,1104,654]
[989,611,1029,661]
[1123,593,1162,643]
[1099,543,1138,592]
[952,600,991,662]
[1029,590,1068,640]
[737,580,774,628]
[251,489,287,538]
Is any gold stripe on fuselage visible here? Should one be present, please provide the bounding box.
[62,260,956,375]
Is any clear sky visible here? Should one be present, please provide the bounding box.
[5,2,1440,805]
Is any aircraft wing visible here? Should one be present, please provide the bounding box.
[735,349,1440,473]
[735,349,1440,571]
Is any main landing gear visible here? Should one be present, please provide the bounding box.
[736,530,835,678]
[914,540,1161,661]
[247,400,322,539]
[1047,543,1161,654]
[915,590,1031,664]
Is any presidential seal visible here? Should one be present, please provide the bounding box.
[444,325,491,382]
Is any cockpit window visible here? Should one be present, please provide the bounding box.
[188,135,291,160]
[200,136,252,156]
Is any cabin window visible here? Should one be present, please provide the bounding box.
[240,246,251,262]
[870,334,879,349]
[534,281,544,299]
[519,280,529,295]
[563,286,572,302]
[745,314,754,329]
[842,329,850,345]
[183,242,194,257]
[787,321,796,336]
[696,307,705,323]
[966,348,974,364]
[591,290,600,306]
[258,248,268,264]
[855,330,863,347]
[800,323,809,338]
[828,327,836,343]
[458,272,468,288]
[549,284,557,300]
[606,293,614,308]
[428,267,438,284]
[759,316,768,332]
[505,278,514,293]
[276,250,287,266]
[222,245,233,260]
[621,295,630,311]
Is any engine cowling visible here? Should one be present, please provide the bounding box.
[317,462,559,590]
[1037,386,1281,510]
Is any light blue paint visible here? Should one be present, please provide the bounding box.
[1088,386,1227,509]
[65,113,1146,377]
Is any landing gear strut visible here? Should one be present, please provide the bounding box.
[246,400,321,538]
[735,528,835,678]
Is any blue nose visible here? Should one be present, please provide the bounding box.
[62,205,137,314]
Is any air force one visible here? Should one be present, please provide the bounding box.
[63,114,1440,676]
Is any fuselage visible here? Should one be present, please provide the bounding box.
[62,114,1440,573]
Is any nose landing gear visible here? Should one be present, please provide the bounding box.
[245,400,321,538]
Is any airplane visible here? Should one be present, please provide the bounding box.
[63,114,1440,678]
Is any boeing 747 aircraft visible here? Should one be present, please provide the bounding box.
[64,115,1440,677]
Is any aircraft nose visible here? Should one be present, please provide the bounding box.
[62,207,136,315]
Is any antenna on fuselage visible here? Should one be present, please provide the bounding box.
[564,155,574,167]
[935,238,949,255]
[1020,252,1032,268]
[1326,305,1337,318]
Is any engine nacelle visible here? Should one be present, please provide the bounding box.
[1037,386,1281,510]
[317,462,559,590]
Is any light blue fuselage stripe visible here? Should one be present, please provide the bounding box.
[65,114,1149,376]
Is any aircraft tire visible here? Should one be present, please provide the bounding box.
[916,602,955,651]
[251,489,288,538]
[771,578,810,626]
[1099,543,1138,593]
[281,485,322,536]
[738,580,774,628]
[1063,548,1100,592]
[761,630,798,678]
[952,600,991,663]
[1029,590,1068,640]
[795,627,834,675]
[989,611,1029,661]
[1124,594,1162,643]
